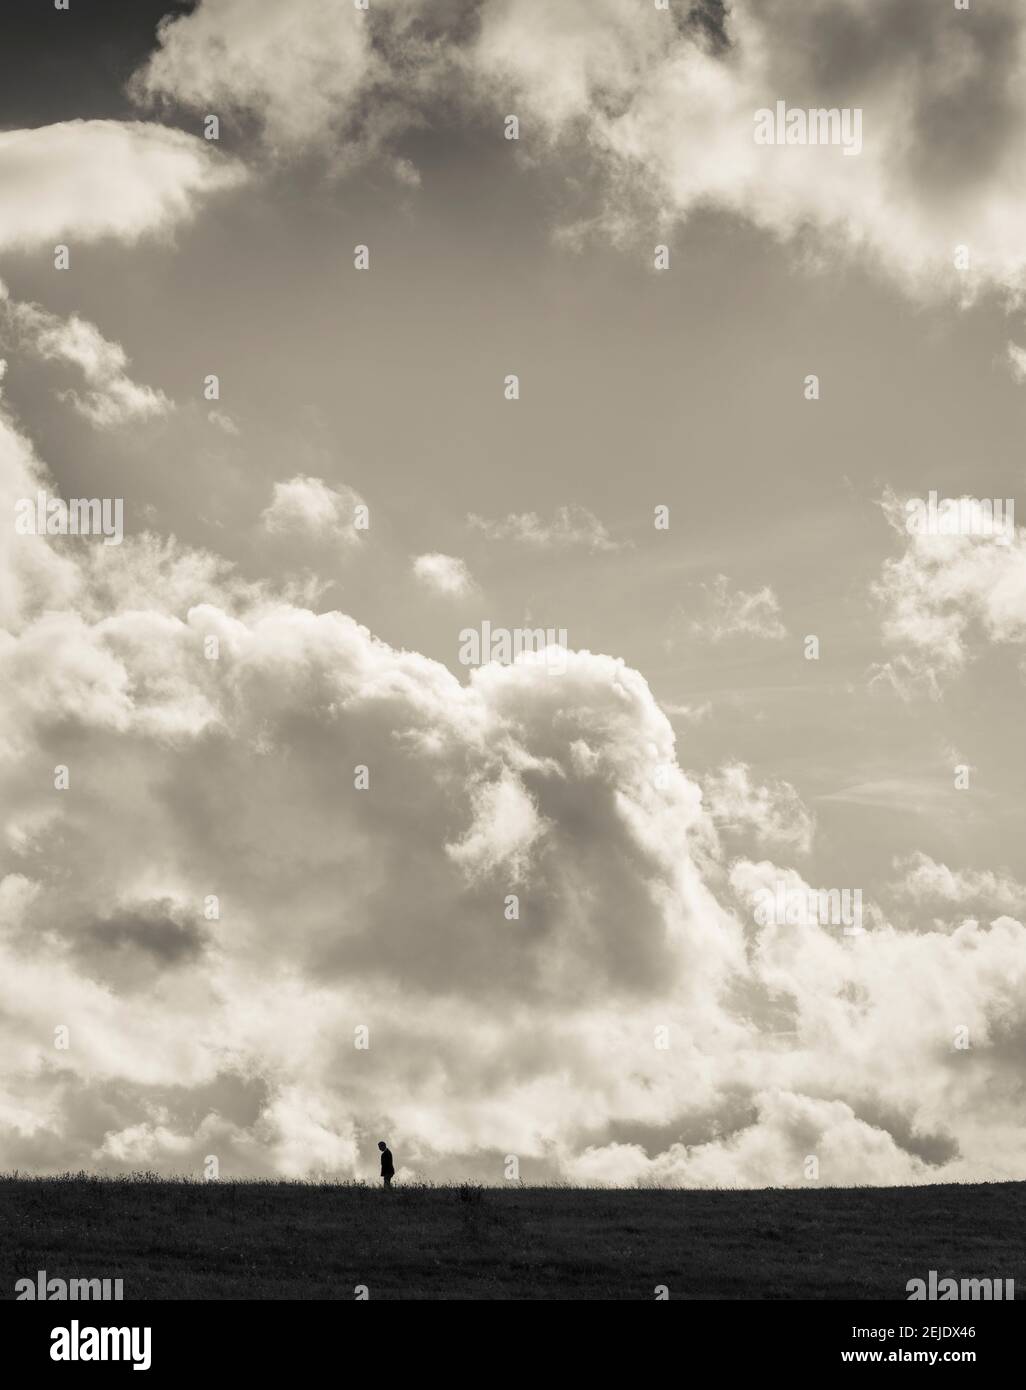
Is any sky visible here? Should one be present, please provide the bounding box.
[1,0,1026,1186]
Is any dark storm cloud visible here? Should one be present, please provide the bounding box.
[82,901,204,965]
[680,0,731,53]
[73,900,206,991]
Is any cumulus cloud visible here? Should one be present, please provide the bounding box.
[704,762,814,855]
[692,574,786,642]
[133,0,372,153]
[468,503,621,551]
[564,1091,937,1189]
[131,0,435,174]
[0,120,245,251]
[892,853,1026,919]
[468,0,1026,305]
[0,285,171,429]
[7,0,1026,1194]
[445,770,548,882]
[260,475,365,544]
[3,403,1026,1187]
[121,0,1026,309]
[728,857,1026,1180]
[871,489,1026,696]
[412,551,475,596]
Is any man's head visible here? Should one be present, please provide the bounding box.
[378,1140,387,1151]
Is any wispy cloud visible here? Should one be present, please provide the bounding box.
[468,504,623,552]
[691,575,786,642]
[0,283,171,429]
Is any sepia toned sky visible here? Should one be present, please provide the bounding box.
[2,0,1026,1186]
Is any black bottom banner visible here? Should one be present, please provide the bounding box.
[2,1298,1017,1375]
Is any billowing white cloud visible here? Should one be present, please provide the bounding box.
[445,770,548,881]
[0,120,245,251]
[564,1091,936,1189]
[132,0,421,173]
[468,0,1026,304]
[412,551,474,596]
[893,852,1026,918]
[3,401,1026,1186]
[123,0,1026,307]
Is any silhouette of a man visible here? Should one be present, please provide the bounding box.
[378,1140,394,1189]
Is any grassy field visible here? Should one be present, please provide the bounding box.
[1,1175,1022,1300]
